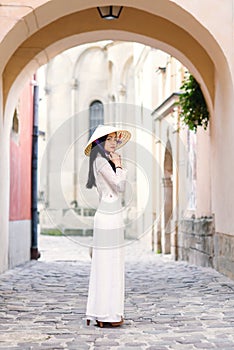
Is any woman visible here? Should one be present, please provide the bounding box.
[84,124,131,328]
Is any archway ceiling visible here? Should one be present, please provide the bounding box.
[2,6,215,109]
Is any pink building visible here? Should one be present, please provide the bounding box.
[8,80,38,268]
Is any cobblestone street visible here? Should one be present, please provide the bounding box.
[1,235,234,349]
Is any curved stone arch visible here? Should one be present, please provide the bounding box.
[68,44,109,120]
[121,55,134,86]
[1,2,233,205]
[1,0,231,103]
[3,34,211,135]
[0,0,229,78]
[3,2,230,120]
[72,45,106,79]
[0,0,233,274]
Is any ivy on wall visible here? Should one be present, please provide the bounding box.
[178,73,209,132]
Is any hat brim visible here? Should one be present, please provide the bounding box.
[84,126,131,156]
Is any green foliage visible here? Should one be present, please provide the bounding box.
[178,73,209,132]
[40,229,62,236]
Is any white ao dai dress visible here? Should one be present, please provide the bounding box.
[86,154,127,323]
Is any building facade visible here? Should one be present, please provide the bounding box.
[0,1,234,279]
[38,41,155,246]
[38,41,205,261]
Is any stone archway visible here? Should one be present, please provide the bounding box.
[3,2,224,121]
[0,0,234,273]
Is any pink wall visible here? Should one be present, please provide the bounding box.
[9,81,33,221]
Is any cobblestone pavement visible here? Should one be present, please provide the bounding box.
[1,235,234,349]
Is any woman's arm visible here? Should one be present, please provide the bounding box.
[95,157,127,193]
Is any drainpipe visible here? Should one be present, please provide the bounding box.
[174,106,180,261]
[31,75,40,260]
[152,119,156,252]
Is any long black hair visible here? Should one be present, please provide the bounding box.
[86,134,116,189]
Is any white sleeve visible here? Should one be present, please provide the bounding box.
[95,157,127,193]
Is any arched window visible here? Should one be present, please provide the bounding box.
[89,100,104,137]
[12,109,19,134]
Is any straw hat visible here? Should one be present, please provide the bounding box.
[84,124,131,156]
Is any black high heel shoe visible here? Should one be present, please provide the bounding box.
[96,320,104,328]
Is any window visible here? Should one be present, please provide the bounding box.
[12,108,19,134]
[89,100,104,137]
[11,106,20,144]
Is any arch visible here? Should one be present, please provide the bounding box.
[121,55,134,85]
[72,45,106,79]
[89,100,104,136]
[3,2,227,124]
[1,0,234,275]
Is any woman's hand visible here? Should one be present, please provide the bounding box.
[109,152,122,168]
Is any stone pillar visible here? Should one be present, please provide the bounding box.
[156,222,162,254]
[162,177,173,254]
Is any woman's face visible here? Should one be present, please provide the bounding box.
[104,132,117,153]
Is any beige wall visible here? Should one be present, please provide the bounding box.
[8,221,31,269]
[212,69,234,233]
[0,0,234,273]
[196,128,211,217]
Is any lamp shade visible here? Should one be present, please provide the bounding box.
[97,6,123,20]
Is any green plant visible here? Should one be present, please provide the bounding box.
[178,73,209,132]
[40,229,62,236]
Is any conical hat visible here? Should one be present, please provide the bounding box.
[84,124,131,156]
